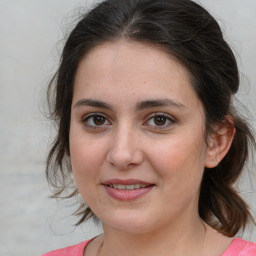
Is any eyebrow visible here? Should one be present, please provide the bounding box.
[74,99,112,110]
[136,99,186,110]
[73,98,186,110]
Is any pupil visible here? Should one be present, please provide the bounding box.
[154,116,166,126]
[93,116,105,125]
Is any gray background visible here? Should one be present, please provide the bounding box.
[0,1,255,255]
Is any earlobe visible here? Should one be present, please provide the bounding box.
[205,117,235,168]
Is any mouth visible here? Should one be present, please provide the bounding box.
[102,179,155,201]
[106,184,150,190]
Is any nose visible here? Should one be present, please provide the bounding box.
[106,125,144,170]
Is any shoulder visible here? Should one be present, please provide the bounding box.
[41,240,91,256]
[222,238,256,256]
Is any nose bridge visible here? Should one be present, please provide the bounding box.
[107,120,143,169]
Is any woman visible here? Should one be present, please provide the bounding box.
[43,0,256,255]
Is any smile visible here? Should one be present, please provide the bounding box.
[102,179,155,201]
[108,184,148,190]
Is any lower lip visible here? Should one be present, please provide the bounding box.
[104,185,154,201]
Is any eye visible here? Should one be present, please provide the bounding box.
[145,113,175,129]
[82,113,111,128]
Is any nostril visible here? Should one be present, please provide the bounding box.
[106,146,144,169]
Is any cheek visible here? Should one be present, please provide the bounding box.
[69,137,103,205]
[70,140,103,178]
[148,134,207,185]
[69,125,103,181]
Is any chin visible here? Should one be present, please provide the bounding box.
[100,210,159,234]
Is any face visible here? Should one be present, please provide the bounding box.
[70,41,211,234]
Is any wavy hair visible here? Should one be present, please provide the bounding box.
[46,0,255,236]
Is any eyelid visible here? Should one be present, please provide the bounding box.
[80,111,176,130]
[146,112,176,120]
[144,112,176,129]
[81,112,112,128]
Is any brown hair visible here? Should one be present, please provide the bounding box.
[46,0,255,236]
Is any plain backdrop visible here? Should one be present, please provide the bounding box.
[0,1,255,255]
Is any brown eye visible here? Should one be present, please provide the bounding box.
[145,113,175,129]
[82,113,111,128]
[154,116,167,126]
[93,116,106,125]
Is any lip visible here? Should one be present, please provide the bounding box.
[102,179,155,201]
[102,179,152,186]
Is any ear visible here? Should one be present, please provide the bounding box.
[205,116,235,168]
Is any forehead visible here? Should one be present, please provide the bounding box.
[73,40,200,110]
[76,40,190,83]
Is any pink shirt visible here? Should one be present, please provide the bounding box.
[42,238,256,256]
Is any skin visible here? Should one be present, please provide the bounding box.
[69,40,234,256]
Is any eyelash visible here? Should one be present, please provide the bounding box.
[144,112,176,129]
[81,112,176,130]
[82,113,111,129]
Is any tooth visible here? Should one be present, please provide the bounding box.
[117,184,125,190]
[125,185,135,190]
[111,184,149,190]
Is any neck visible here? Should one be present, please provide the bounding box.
[98,217,206,256]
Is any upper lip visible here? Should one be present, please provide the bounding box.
[102,179,153,186]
